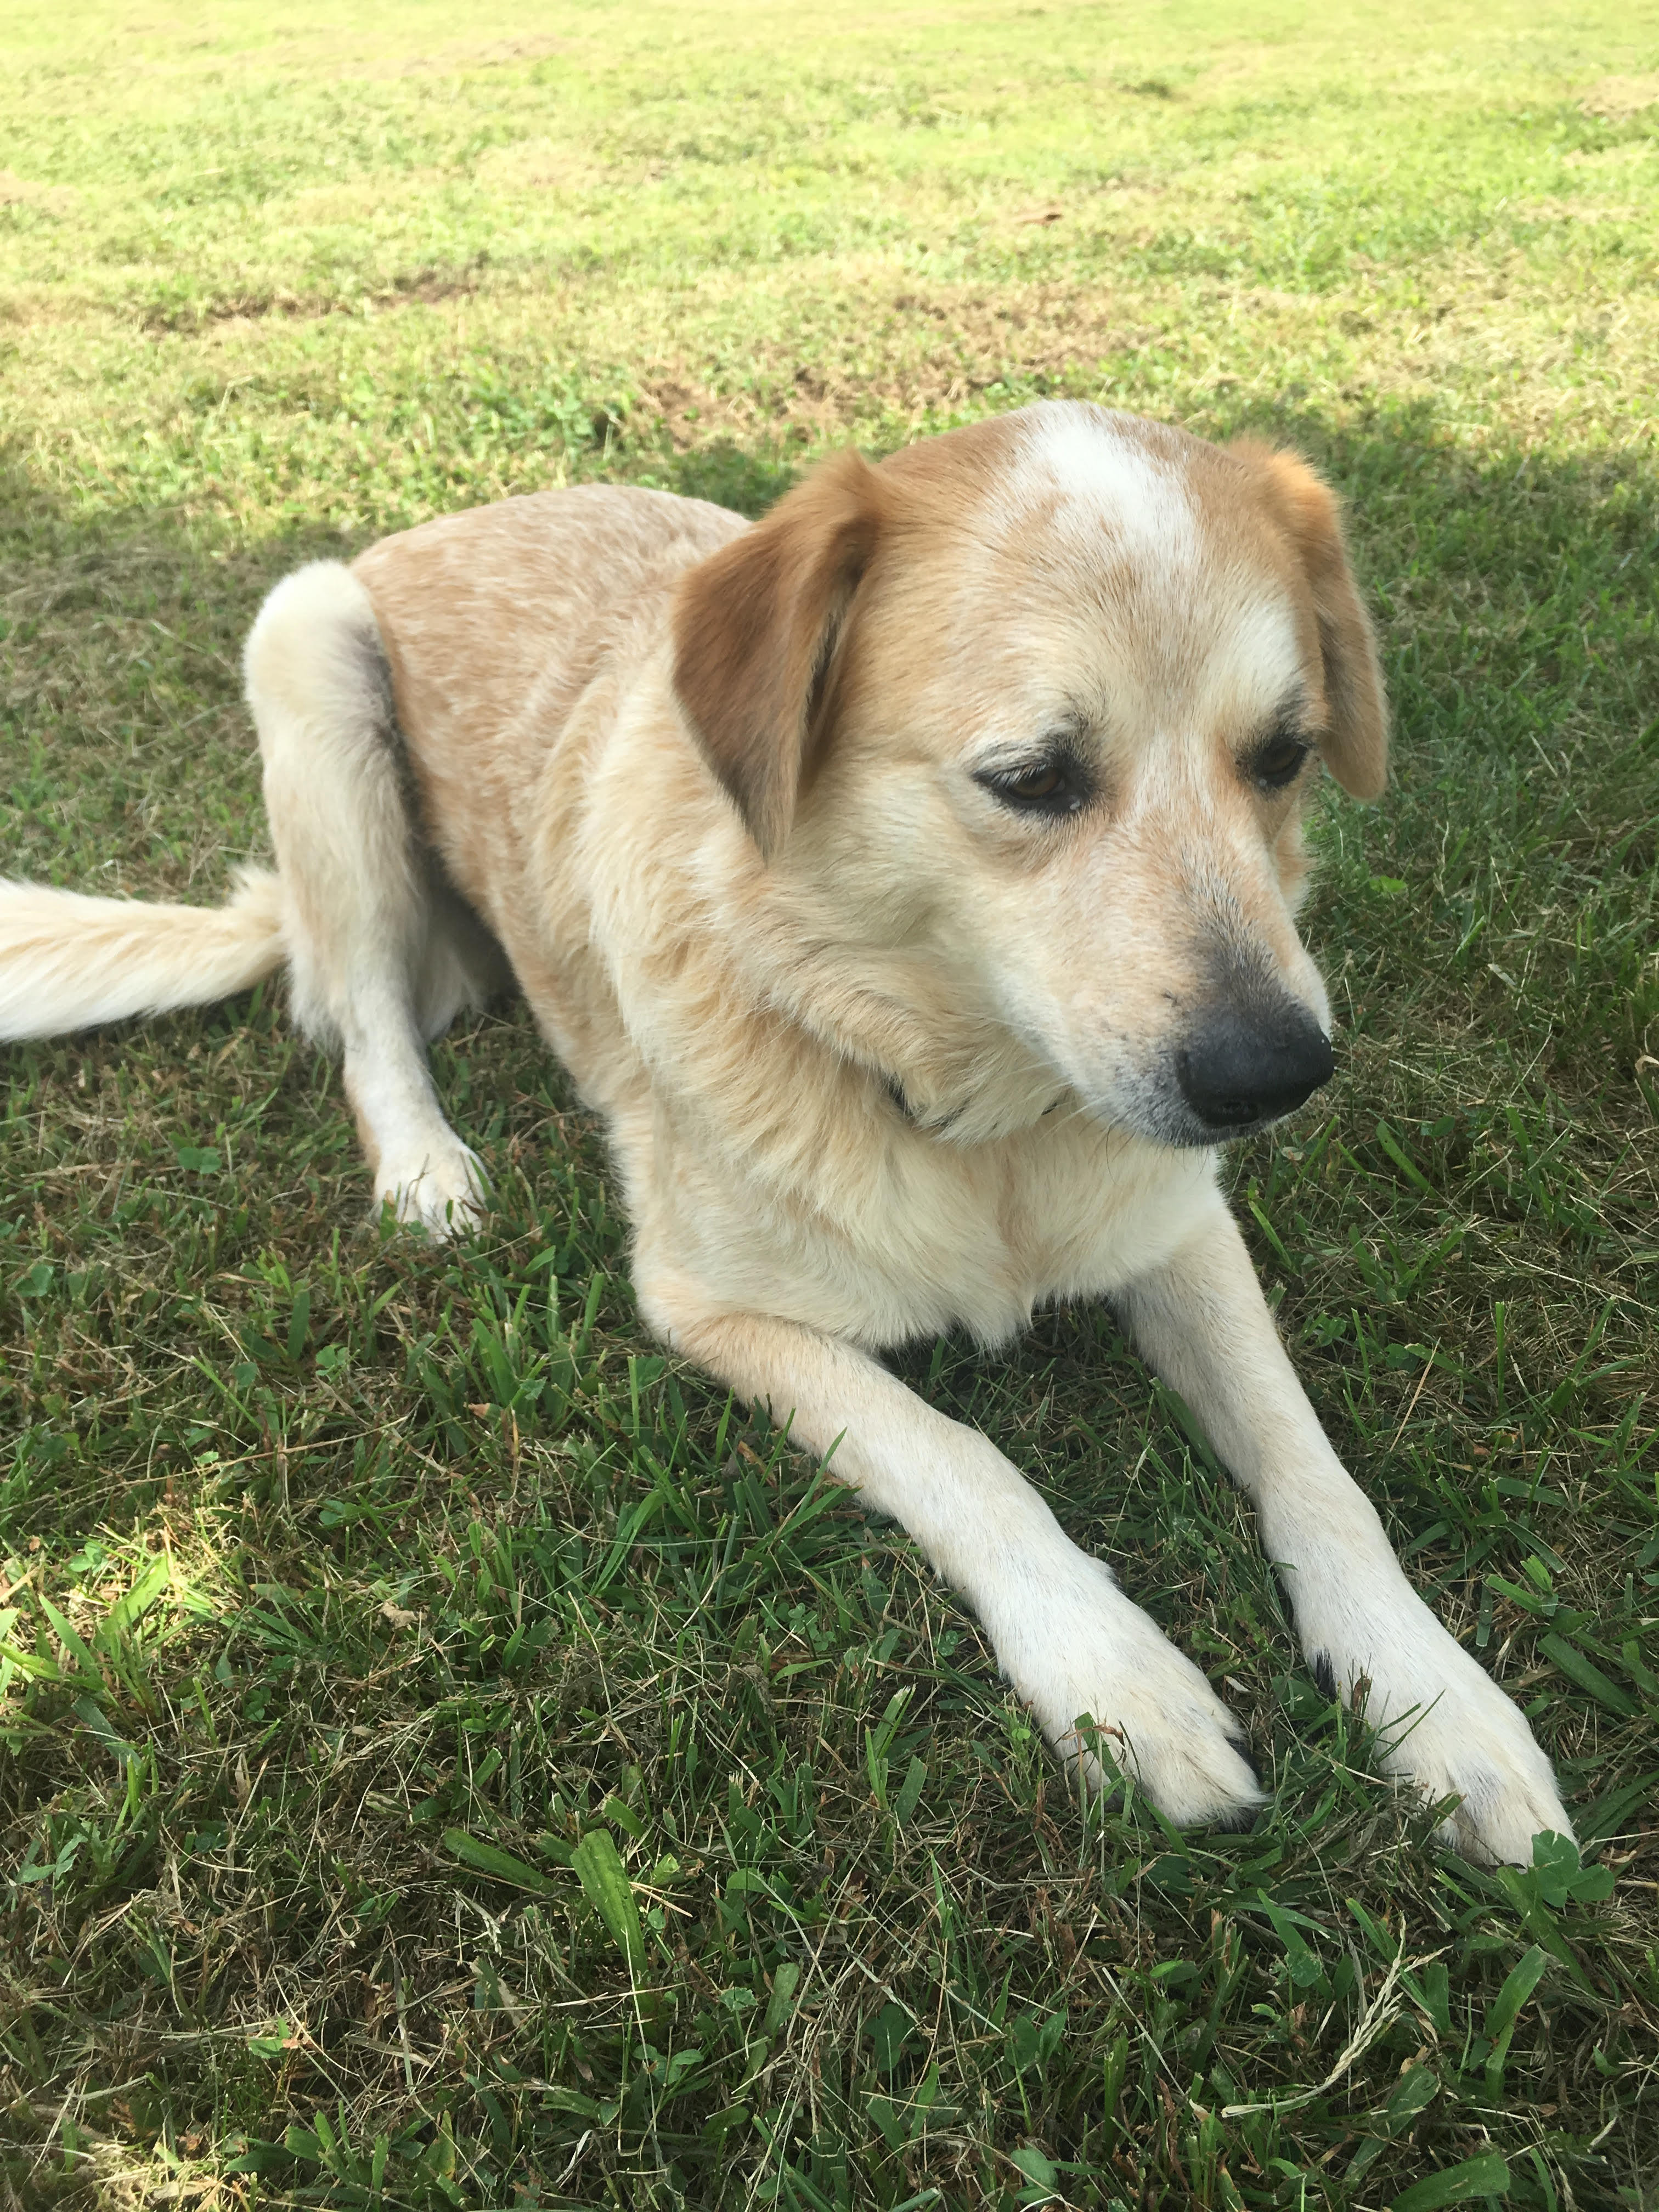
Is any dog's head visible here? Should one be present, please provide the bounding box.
[672,402,1386,1148]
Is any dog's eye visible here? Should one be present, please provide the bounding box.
[1251,736,1311,791]
[977,755,1088,815]
[1006,764,1063,802]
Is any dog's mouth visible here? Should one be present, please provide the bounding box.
[1154,1095,1323,1149]
[884,982,1335,1152]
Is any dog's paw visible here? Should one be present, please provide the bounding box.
[375,1141,487,1238]
[1373,1660,1573,1867]
[1001,1560,1265,1830]
[1311,1590,1572,1866]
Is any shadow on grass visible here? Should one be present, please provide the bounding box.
[2,404,1656,2209]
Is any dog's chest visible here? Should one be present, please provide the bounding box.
[642,1085,1219,1351]
[868,1116,1217,1342]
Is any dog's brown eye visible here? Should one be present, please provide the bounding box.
[977,752,1089,815]
[1251,737,1311,791]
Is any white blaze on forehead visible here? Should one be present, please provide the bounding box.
[1014,400,1198,578]
[1008,403,1310,722]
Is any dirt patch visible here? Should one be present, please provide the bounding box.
[1513,195,1648,225]
[348,33,572,81]
[473,138,610,196]
[1578,74,1659,121]
[630,280,1153,450]
[0,170,77,217]
[139,262,488,334]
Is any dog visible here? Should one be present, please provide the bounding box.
[0,402,1571,1864]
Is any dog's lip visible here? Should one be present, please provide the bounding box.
[1074,1080,1297,1152]
[1164,1078,1316,1143]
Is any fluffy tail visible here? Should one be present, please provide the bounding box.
[0,866,286,1042]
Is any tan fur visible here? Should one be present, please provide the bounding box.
[673,448,884,857]
[0,403,1568,1864]
[1227,439,1390,800]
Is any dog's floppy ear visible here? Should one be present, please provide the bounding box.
[1232,442,1389,800]
[673,448,883,857]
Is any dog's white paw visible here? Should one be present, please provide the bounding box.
[1308,1584,1572,1865]
[375,1140,487,1238]
[997,1557,1264,1830]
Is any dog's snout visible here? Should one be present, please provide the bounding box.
[1176,999,1334,1133]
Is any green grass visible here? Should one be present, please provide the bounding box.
[2,3,1656,2205]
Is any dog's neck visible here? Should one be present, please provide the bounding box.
[592,692,1074,1150]
[730,890,1071,1147]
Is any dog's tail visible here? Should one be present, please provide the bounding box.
[0,865,286,1042]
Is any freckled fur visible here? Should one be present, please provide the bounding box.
[0,403,1567,1865]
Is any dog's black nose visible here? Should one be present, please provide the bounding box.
[1176,1000,1334,1132]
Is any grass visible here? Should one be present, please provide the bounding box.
[1,1,1656,2204]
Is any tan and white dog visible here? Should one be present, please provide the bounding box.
[0,403,1571,1863]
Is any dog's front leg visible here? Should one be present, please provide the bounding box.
[1117,1190,1572,1864]
[650,1295,1263,1829]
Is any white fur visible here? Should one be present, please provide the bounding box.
[243,561,501,1229]
[1193,594,1307,731]
[652,1303,1264,1825]
[1119,1191,1568,1859]
[0,868,284,1041]
[1017,400,1199,578]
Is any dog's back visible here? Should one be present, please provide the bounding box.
[0,483,743,1056]
[351,484,744,951]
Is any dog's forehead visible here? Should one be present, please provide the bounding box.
[970,404,1311,722]
[1008,402,1202,577]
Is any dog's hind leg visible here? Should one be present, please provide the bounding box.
[245,561,501,1235]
